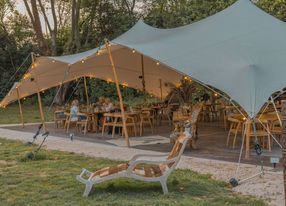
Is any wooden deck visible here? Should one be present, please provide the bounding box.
[4,121,282,168]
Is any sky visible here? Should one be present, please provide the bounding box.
[14,0,54,32]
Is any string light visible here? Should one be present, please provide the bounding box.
[52,60,55,63]
[156,62,160,66]
[214,93,218,97]
[132,49,136,54]
[107,78,112,83]
[81,60,85,63]
[23,73,30,80]
[122,82,128,88]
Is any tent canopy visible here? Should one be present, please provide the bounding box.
[2,0,286,118]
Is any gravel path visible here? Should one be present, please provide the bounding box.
[0,127,283,206]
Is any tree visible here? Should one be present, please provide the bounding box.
[257,0,286,22]
[23,0,49,54]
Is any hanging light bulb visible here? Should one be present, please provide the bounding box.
[52,60,55,63]
[107,78,112,83]
[132,49,136,54]
[214,93,218,97]
[156,62,160,66]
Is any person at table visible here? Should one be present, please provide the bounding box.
[70,99,79,121]
[104,98,114,112]
[103,98,115,135]
[95,96,105,110]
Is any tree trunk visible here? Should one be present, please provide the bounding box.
[68,0,81,52]
[281,100,286,203]
[54,83,70,105]
[23,0,49,54]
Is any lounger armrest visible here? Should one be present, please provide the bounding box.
[127,158,178,174]
[76,168,92,184]
[129,154,168,163]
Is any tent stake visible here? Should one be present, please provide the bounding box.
[105,40,130,147]
[16,88,24,128]
[84,76,90,107]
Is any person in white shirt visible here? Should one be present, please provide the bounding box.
[70,99,79,122]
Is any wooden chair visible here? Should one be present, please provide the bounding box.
[76,132,192,197]
[171,103,202,149]
[139,110,154,136]
[226,117,243,148]
[188,103,203,149]
[54,110,66,128]
[111,114,137,137]
[101,113,115,136]
[76,113,91,135]
[245,119,272,151]
[158,106,172,125]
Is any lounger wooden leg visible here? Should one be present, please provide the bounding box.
[160,179,168,194]
[83,182,93,197]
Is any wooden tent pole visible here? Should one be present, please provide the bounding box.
[16,88,24,128]
[31,52,46,132]
[159,79,163,101]
[281,100,286,201]
[141,54,146,102]
[105,40,130,147]
[84,76,90,106]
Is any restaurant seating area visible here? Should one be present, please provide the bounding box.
[41,95,283,164]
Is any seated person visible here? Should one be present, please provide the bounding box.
[104,98,114,112]
[70,99,79,122]
[104,98,115,135]
[95,96,105,110]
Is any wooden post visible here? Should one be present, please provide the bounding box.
[31,52,46,132]
[16,88,24,128]
[141,54,146,102]
[280,100,286,201]
[37,92,46,131]
[159,79,163,101]
[105,40,130,147]
[84,76,90,106]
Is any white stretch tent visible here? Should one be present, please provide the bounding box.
[2,0,286,118]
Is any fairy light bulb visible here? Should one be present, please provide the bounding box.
[132,49,136,53]
[156,62,160,66]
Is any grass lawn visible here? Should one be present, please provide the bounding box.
[0,104,53,124]
[0,138,266,206]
